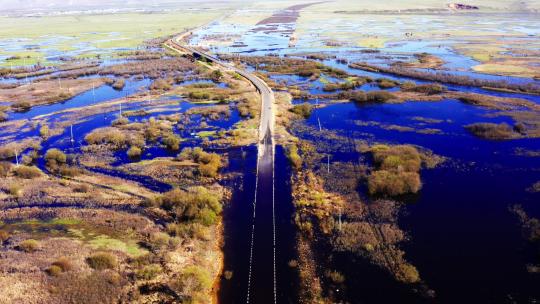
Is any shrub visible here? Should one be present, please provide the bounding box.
[366,91,395,103]
[197,208,218,226]
[177,147,222,177]
[286,144,302,170]
[159,187,222,225]
[44,148,69,173]
[0,230,9,243]
[349,91,367,103]
[400,81,417,90]
[136,264,162,280]
[367,145,424,196]
[86,252,117,270]
[188,91,211,100]
[85,128,127,148]
[290,103,313,118]
[149,78,172,91]
[39,124,49,138]
[162,134,181,150]
[198,162,219,178]
[13,165,42,179]
[210,69,223,82]
[376,78,398,89]
[127,146,142,158]
[149,232,170,249]
[59,166,82,177]
[0,161,12,177]
[12,101,31,112]
[0,111,7,122]
[45,148,67,166]
[325,270,345,284]
[46,265,63,276]
[371,145,422,172]
[223,270,233,280]
[111,116,129,126]
[18,239,39,252]
[403,83,446,95]
[9,184,22,196]
[368,170,421,196]
[52,257,73,272]
[398,263,420,283]
[111,78,125,90]
[173,265,212,294]
[73,184,90,193]
[465,122,515,140]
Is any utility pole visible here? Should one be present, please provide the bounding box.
[92,81,95,103]
[70,125,74,143]
[338,206,342,231]
[327,155,330,174]
[14,149,19,166]
[23,58,29,84]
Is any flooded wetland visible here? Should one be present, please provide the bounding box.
[0,1,539,303]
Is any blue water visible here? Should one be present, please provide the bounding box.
[295,97,540,302]
[8,78,150,121]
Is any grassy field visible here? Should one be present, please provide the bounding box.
[0,10,224,66]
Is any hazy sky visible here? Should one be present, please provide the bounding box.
[0,0,229,11]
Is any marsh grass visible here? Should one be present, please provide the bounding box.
[465,122,516,140]
[367,145,423,196]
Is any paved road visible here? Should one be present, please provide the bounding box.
[166,35,279,303]
[166,37,275,144]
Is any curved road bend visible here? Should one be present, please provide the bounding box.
[166,36,280,303]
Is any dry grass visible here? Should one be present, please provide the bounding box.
[0,78,107,112]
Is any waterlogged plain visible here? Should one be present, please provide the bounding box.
[0,1,540,304]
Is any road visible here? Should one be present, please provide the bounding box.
[166,34,279,303]
[166,36,275,145]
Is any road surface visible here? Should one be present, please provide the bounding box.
[166,34,279,303]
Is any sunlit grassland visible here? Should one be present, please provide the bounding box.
[1,218,148,257]
[0,10,224,66]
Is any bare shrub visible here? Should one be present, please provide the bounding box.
[367,145,423,196]
[46,265,63,277]
[13,165,42,179]
[18,239,39,252]
[111,78,125,90]
[0,161,12,177]
[162,133,181,150]
[368,170,421,196]
[286,144,302,171]
[366,91,395,103]
[290,103,313,118]
[158,186,222,226]
[127,146,142,158]
[397,263,420,283]
[176,147,222,177]
[171,265,212,297]
[465,122,515,140]
[85,127,127,148]
[136,264,162,280]
[86,252,117,270]
[0,230,10,243]
[376,78,399,89]
[45,148,67,169]
[402,83,446,95]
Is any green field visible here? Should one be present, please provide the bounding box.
[0,11,224,66]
